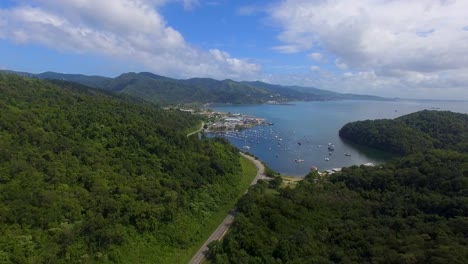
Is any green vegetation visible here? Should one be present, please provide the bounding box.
[37,71,315,105]
[2,70,390,105]
[339,110,468,155]
[181,155,258,264]
[0,74,255,263]
[208,110,468,263]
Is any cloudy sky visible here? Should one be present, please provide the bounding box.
[1,0,468,99]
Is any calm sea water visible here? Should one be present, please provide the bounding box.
[210,100,468,176]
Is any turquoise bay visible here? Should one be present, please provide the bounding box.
[211,100,468,176]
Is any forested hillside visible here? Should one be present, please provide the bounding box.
[208,150,468,263]
[36,71,315,104]
[339,110,468,155]
[208,110,468,263]
[2,70,390,105]
[0,74,252,263]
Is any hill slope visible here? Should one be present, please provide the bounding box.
[2,70,390,105]
[339,110,468,155]
[0,74,252,263]
[208,150,468,263]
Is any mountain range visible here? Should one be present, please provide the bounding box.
[1,70,391,105]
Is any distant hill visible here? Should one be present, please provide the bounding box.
[242,81,336,101]
[2,70,391,105]
[285,83,390,100]
[37,71,112,89]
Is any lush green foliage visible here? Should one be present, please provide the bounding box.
[0,74,252,263]
[208,150,468,263]
[2,70,389,105]
[31,71,316,104]
[339,110,468,155]
[208,110,468,263]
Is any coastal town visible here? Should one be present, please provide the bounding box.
[179,107,271,131]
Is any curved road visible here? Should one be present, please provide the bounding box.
[187,122,205,137]
[188,153,265,264]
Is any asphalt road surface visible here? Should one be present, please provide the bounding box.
[188,153,265,264]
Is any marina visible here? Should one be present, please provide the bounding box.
[209,100,468,176]
[207,122,388,176]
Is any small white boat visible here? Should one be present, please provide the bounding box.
[324,157,330,161]
[295,159,305,163]
[242,146,250,150]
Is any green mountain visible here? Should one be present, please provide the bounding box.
[339,110,468,155]
[241,81,337,100]
[2,70,390,104]
[280,83,390,101]
[208,110,468,264]
[37,71,113,89]
[0,74,255,263]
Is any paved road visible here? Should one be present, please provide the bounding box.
[239,152,266,185]
[187,122,205,137]
[188,153,265,264]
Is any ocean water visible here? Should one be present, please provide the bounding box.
[210,100,468,176]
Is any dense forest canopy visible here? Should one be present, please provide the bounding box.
[209,110,468,263]
[209,150,468,263]
[339,110,468,155]
[0,74,251,263]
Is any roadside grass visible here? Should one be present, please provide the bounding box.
[186,121,204,137]
[179,154,258,263]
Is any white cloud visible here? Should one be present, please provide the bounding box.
[335,59,348,70]
[272,44,303,54]
[180,0,200,10]
[309,65,319,72]
[0,0,260,80]
[237,5,263,16]
[308,52,322,61]
[269,0,468,99]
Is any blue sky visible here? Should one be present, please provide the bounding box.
[1,0,468,99]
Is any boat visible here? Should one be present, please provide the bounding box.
[329,152,332,156]
[295,159,305,163]
[242,146,250,150]
[297,142,302,145]
[324,158,330,161]
[328,145,335,151]
[345,153,351,156]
